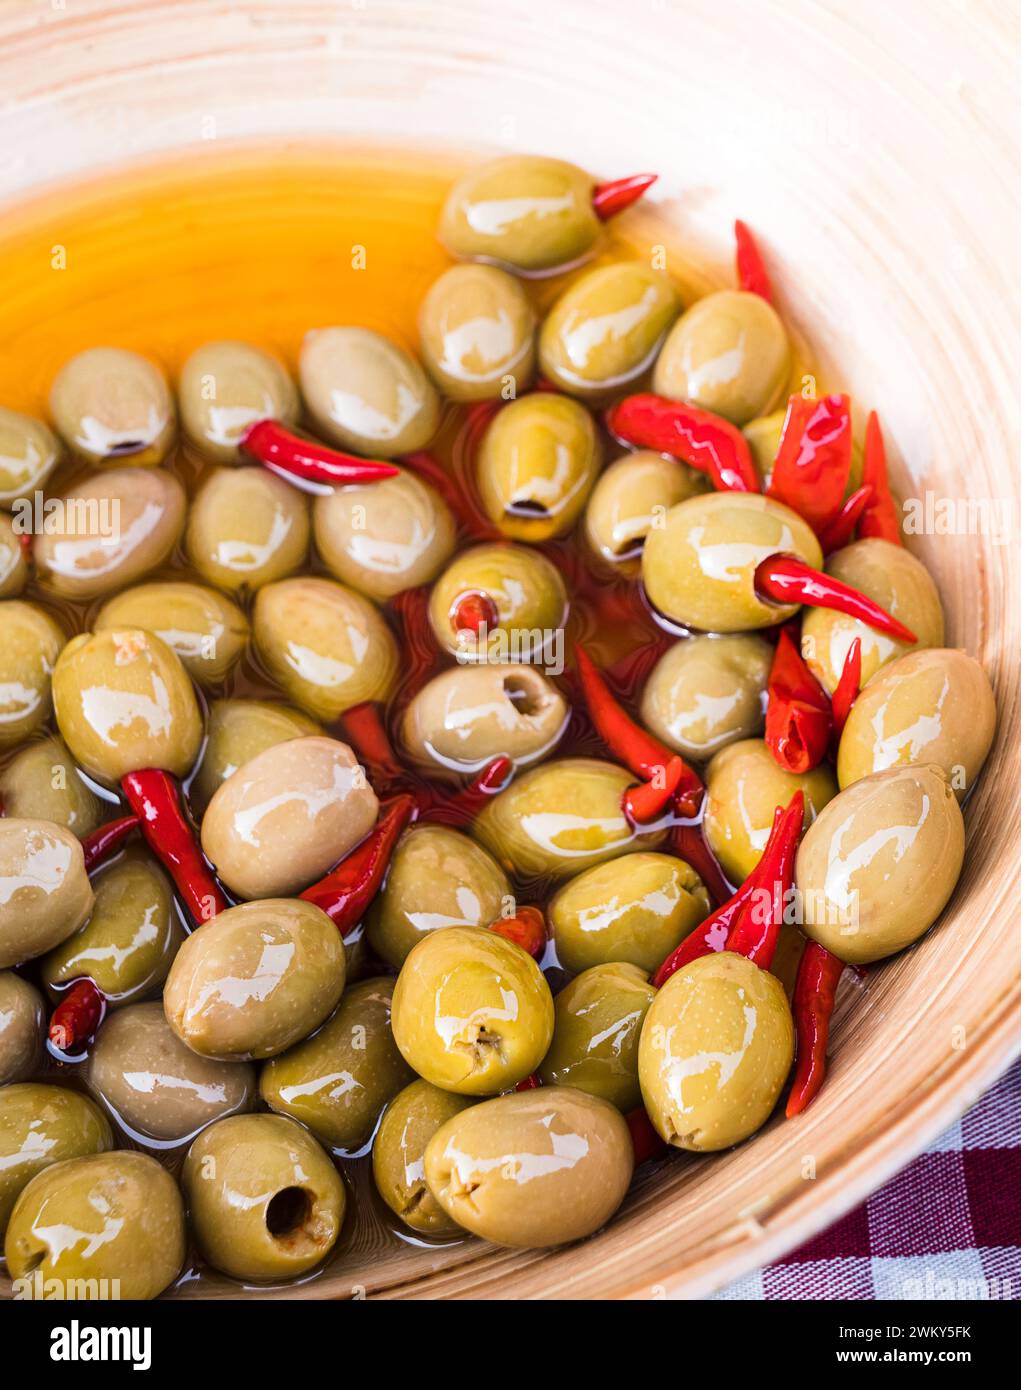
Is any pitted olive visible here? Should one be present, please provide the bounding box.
[0,819,94,968]
[640,633,772,761]
[179,339,299,462]
[0,1083,113,1233]
[584,449,709,569]
[189,697,321,811]
[0,513,27,597]
[427,542,567,664]
[0,972,45,1085]
[538,962,655,1111]
[0,406,60,506]
[0,603,65,749]
[49,347,175,466]
[0,738,103,838]
[186,465,310,594]
[419,263,536,400]
[372,1079,473,1236]
[95,581,249,686]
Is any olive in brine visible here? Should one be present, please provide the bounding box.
[0,406,60,505]
[0,513,28,597]
[0,1084,113,1233]
[186,466,310,594]
[373,1080,474,1237]
[419,263,536,400]
[0,972,45,1085]
[538,962,656,1111]
[189,697,322,811]
[584,450,709,570]
[427,542,567,664]
[0,737,104,837]
[179,339,299,462]
[0,603,65,750]
[0,819,94,969]
[640,633,772,762]
[49,347,175,466]
[95,581,249,686]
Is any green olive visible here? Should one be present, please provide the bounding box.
[372,1080,473,1236]
[261,977,414,1152]
[473,758,666,881]
[300,326,439,459]
[0,513,27,597]
[796,764,965,964]
[477,394,600,541]
[163,898,346,1060]
[419,263,536,400]
[189,697,322,811]
[642,492,823,632]
[703,738,836,884]
[0,738,103,838]
[0,819,94,969]
[539,262,680,398]
[313,467,456,601]
[179,340,299,462]
[424,1086,633,1247]
[253,576,399,720]
[550,852,710,974]
[95,581,249,686]
[427,542,567,663]
[0,602,65,750]
[801,539,945,695]
[391,925,553,1094]
[584,449,709,570]
[0,406,60,506]
[742,410,786,490]
[49,347,175,466]
[771,921,808,1002]
[439,156,601,274]
[0,972,45,1085]
[639,952,793,1150]
[52,628,202,784]
[538,962,655,1110]
[183,1113,345,1282]
[0,1084,113,1233]
[366,825,512,968]
[640,633,772,761]
[186,465,310,594]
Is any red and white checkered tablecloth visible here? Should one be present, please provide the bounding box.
[715,1058,1021,1300]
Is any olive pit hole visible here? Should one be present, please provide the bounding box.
[507,499,549,518]
[266,1186,312,1238]
[503,672,546,716]
[21,1248,46,1274]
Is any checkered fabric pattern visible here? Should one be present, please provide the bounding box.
[715,1058,1021,1300]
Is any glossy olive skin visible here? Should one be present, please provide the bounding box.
[179,339,299,462]
[86,1001,256,1144]
[366,825,511,968]
[300,326,439,458]
[642,492,823,632]
[313,468,456,601]
[392,926,554,1094]
[477,394,600,541]
[652,289,790,426]
[742,409,786,490]
[439,156,601,274]
[0,1084,113,1233]
[49,347,175,466]
[474,758,666,881]
[0,972,45,1085]
[189,697,321,811]
[640,633,772,762]
[0,406,60,506]
[0,819,94,969]
[183,1113,345,1282]
[838,648,996,800]
[539,962,655,1111]
[33,466,186,601]
[186,465,310,594]
[419,263,536,400]
[373,1080,473,1236]
[584,449,709,570]
[0,513,28,597]
[254,576,399,720]
[52,628,202,784]
[801,539,945,694]
[796,764,965,964]
[424,1086,633,1247]
[540,262,680,398]
[0,602,65,749]
[261,977,414,1152]
[703,739,837,885]
[401,662,568,775]
[95,581,249,686]
[428,542,567,664]
[0,737,103,837]
[640,952,793,1151]
[550,852,710,975]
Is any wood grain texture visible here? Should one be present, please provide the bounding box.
[1,0,1019,1300]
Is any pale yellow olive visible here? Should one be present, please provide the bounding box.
[424,1086,633,1247]
[801,539,945,695]
[372,1080,473,1236]
[49,347,175,466]
[640,633,772,762]
[313,468,456,601]
[643,492,823,632]
[0,738,104,838]
[550,852,710,975]
[0,406,60,506]
[201,736,378,901]
[796,764,965,964]
[183,1113,345,1283]
[771,921,808,1002]
[742,409,786,490]
[0,1084,113,1233]
[477,394,600,541]
[300,326,439,459]
[703,739,837,885]
[584,449,709,570]
[254,576,399,720]
[539,261,680,398]
[366,824,512,968]
[95,581,249,686]
[189,698,322,811]
[163,898,346,1060]
[401,662,568,775]
[639,952,794,1150]
[186,465,310,594]
[419,263,536,400]
[0,819,94,969]
[538,962,655,1111]
[391,925,554,1094]
[0,603,65,749]
[427,542,567,664]
[52,628,202,784]
[179,339,299,462]
[0,972,45,1085]
[0,513,27,597]
[473,758,666,881]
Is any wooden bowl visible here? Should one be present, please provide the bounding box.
[1,0,1018,1300]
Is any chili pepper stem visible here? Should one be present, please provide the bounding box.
[241,418,400,488]
[592,173,657,220]
[754,553,918,644]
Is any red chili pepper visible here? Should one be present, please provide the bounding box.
[767,394,852,535]
[626,1106,667,1165]
[652,871,760,987]
[858,411,902,545]
[451,590,499,637]
[339,701,402,786]
[623,756,687,827]
[489,905,546,959]
[401,450,500,541]
[80,814,139,874]
[592,173,657,220]
[764,628,832,774]
[786,941,846,1118]
[606,394,759,494]
[48,979,106,1054]
[241,418,400,487]
[515,1074,542,1092]
[423,755,514,828]
[669,822,732,908]
[734,219,773,302]
[754,553,918,644]
[300,793,416,934]
[817,485,872,554]
[121,769,229,925]
[830,637,863,744]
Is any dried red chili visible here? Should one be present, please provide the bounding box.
[489,905,546,959]
[858,410,902,545]
[626,1106,668,1166]
[767,393,852,535]
[764,628,832,774]
[423,755,514,828]
[592,173,657,220]
[786,941,846,1117]
[48,978,106,1054]
[606,393,760,494]
[241,418,399,487]
[817,485,872,554]
[120,769,228,924]
[300,793,416,934]
[754,553,918,644]
[623,756,687,827]
[80,814,139,874]
[734,219,773,302]
[830,637,863,743]
[339,701,403,787]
